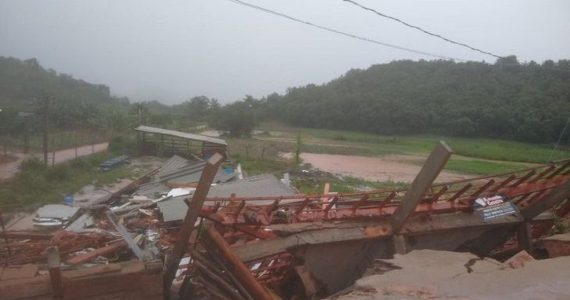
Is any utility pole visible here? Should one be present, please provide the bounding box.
[41,97,50,165]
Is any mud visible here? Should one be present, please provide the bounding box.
[290,153,471,183]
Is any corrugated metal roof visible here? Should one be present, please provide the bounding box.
[207,174,297,198]
[134,125,227,146]
[157,155,193,178]
[157,174,298,223]
[157,196,188,223]
[37,205,81,220]
[135,157,236,198]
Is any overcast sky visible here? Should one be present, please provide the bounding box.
[1,0,569,104]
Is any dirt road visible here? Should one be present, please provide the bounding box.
[295,153,471,183]
[0,142,109,181]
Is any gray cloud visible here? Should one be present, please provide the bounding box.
[1,0,569,104]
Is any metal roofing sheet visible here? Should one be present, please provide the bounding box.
[156,155,192,178]
[157,174,298,223]
[134,125,227,146]
[36,205,81,220]
[207,174,297,198]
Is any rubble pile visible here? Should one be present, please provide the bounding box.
[1,144,569,299]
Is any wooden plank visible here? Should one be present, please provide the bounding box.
[67,241,128,265]
[521,179,570,220]
[207,227,273,300]
[236,209,531,262]
[163,153,224,295]
[390,141,453,233]
[235,222,392,262]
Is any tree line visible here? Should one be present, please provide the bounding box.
[2,55,569,144]
[258,57,570,144]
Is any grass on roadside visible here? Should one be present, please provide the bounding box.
[0,153,134,209]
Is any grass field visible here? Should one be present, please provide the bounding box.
[299,128,569,163]
[248,123,569,177]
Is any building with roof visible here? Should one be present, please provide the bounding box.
[134,125,227,159]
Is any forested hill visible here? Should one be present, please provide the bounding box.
[0,56,128,111]
[264,58,570,143]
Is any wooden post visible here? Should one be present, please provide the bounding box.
[391,141,453,233]
[517,222,533,252]
[207,227,273,300]
[47,246,63,298]
[41,97,50,164]
[0,209,11,258]
[163,153,224,296]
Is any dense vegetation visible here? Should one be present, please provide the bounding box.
[0,57,131,132]
[261,57,570,144]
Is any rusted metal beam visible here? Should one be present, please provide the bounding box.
[194,259,246,300]
[391,141,453,233]
[207,227,273,300]
[521,180,570,221]
[163,153,224,296]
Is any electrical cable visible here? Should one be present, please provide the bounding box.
[341,0,505,59]
[225,0,467,61]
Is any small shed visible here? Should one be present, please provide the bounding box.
[134,125,227,159]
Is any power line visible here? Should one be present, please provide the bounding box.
[341,0,505,59]
[225,0,467,61]
[548,116,570,162]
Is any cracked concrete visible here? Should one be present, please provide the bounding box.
[330,250,570,300]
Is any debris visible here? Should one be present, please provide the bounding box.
[541,232,570,258]
[1,151,569,300]
[33,205,81,229]
[99,155,129,171]
[502,250,535,269]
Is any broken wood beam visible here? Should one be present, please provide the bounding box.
[163,153,224,295]
[207,227,273,300]
[390,141,453,233]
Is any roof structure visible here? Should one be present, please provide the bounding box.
[157,174,298,223]
[134,125,227,146]
[36,205,81,220]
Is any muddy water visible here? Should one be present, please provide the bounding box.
[289,153,471,183]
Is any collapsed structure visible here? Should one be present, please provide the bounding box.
[1,141,570,300]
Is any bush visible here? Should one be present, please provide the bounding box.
[108,135,137,155]
[46,164,71,181]
[19,157,47,173]
[70,158,91,170]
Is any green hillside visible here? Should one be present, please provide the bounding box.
[263,57,570,144]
